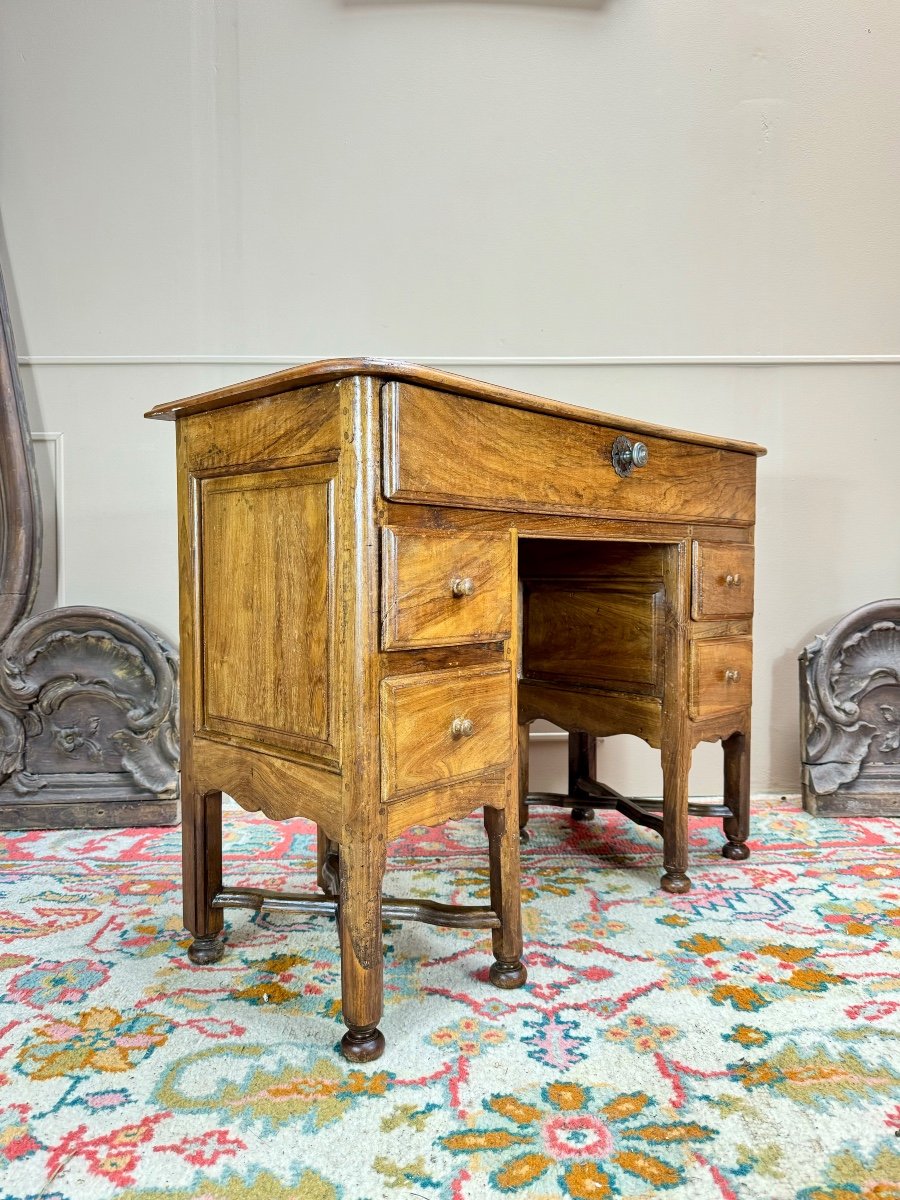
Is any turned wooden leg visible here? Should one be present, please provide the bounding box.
[338,836,385,1063]
[518,722,531,841]
[722,730,751,861]
[484,802,527,989]
[661,732,692,895]
[569,732,596,822]
[183,787,224,964]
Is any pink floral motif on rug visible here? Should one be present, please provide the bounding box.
[1,798,899,1199]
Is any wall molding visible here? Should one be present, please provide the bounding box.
[30,432,65,607]
[16,354,900,368]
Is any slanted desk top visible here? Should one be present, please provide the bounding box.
[145,357,766,459]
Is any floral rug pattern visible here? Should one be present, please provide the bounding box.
[1,797,899,1199]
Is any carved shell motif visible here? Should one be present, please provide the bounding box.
[831,621,900,707]
[0,607,178,797]
[801,603,900,796]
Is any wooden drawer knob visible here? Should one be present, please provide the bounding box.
[725,669,741,684]
[725,573,743,587]
[450,716,475,738]
[450,576,475,598]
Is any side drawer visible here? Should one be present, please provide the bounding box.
[692,541,755,620]
[381,528,513,650]
[381,665,513,801]
[690,637,752,719]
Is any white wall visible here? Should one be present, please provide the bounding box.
[2,0,898,796]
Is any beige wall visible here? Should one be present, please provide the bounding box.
[2,0,898,796]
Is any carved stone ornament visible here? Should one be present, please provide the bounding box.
[0,256,179,829]
[800,599,900,817]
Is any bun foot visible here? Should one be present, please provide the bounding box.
[571,806,595,822]
[489,959,527,989]
[660,870,691,895]
[722,840,750,861]
[519,827,530,844]
[340,1025,385,1063]
[188,935,224,965]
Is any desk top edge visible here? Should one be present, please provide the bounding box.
[143,357,767,457]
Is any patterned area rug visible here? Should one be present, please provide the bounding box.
[1,797,899,1200]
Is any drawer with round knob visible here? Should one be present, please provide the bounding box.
[383,382,760,524]
[380,665,513,801]
[381,528,513,650]
[690,637,753,719]
[691,541,755,620]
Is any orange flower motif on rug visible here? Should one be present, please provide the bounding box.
[441,1083,714,1195]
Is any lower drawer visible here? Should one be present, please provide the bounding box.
[381,664,513,801]
[690,637,752,719]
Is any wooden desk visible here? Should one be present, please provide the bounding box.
[146,359,765,1062]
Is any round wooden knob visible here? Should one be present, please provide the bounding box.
[450,576,475,598]
[450,717,474,738]
[451,578,480,597]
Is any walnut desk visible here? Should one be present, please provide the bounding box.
[146,359,765,1062]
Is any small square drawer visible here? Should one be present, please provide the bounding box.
[381,528,513,650]
[691,542,755,620]
[381,664,513,801]
[690,637,752,718]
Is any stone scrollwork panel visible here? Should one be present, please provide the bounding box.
[800,599,900,817]
[0,607,179,827]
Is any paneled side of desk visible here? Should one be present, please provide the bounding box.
[175,382,347,845]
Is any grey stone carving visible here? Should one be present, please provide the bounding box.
[0,257,179,829]
[800,599,900,817]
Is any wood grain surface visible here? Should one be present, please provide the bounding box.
[384,383,758,524]
[381,528,512,650]
[381,665,514,801]
[200,463,337,761]
[690,636,753,718]
[691,541,755,620]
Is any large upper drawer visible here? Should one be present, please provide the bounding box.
[383,383,757,525]
[381,665,514,801]
[381,529,513,650]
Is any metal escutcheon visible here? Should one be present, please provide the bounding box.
[611,435,649,478]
